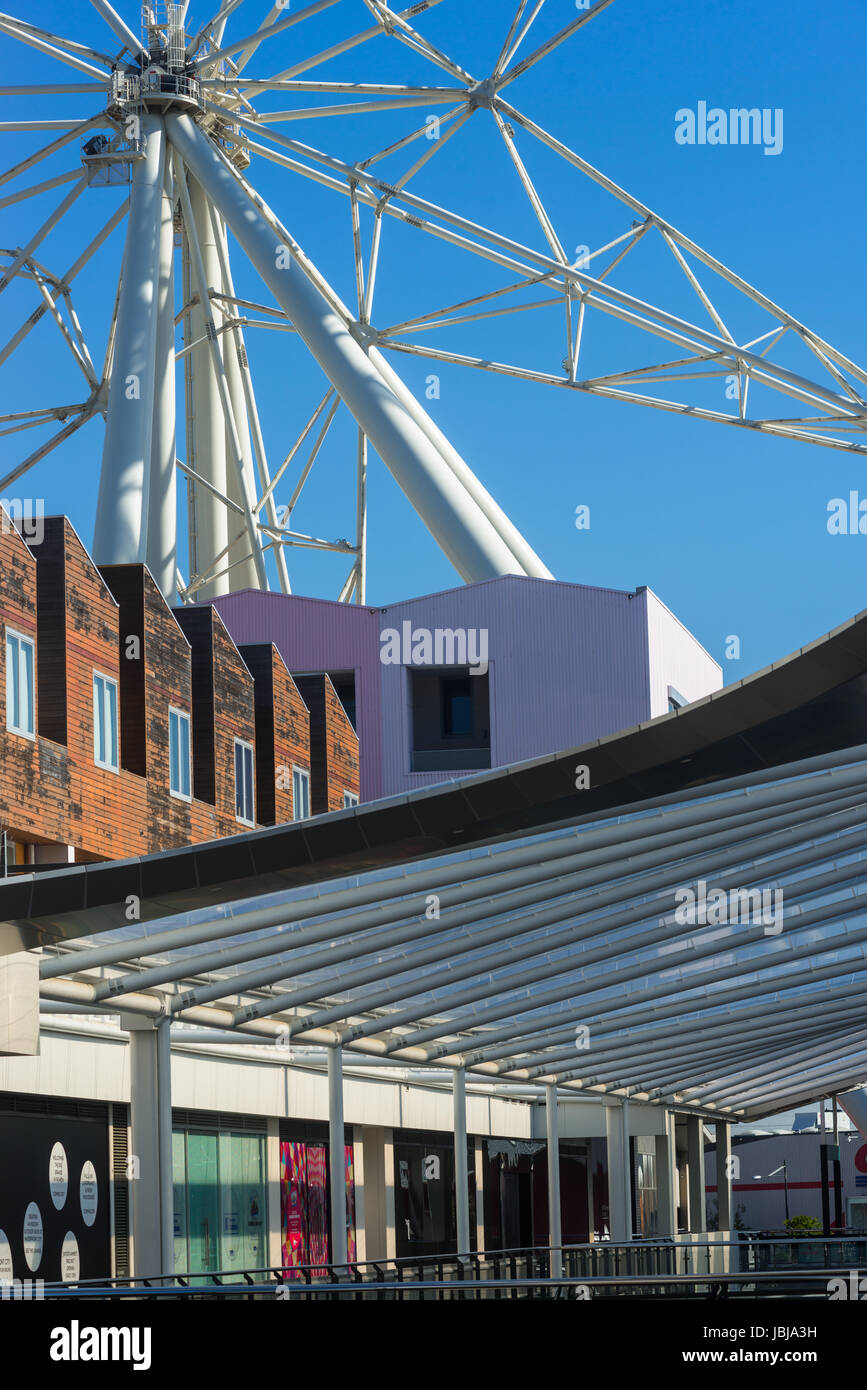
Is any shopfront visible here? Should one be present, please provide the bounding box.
[279,1120,357,1275]
[484,1136,606,1250]
[394,1128,477,1258]
[172,1113,268,1276]
[0,1094,113,1284]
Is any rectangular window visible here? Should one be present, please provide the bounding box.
[293,766,311,821]
[169,707,192,801]
[342,790,358,809]
[93,671,119,771]
[5,628,35,738]
[442,676,473,736]
[234,737,255,826]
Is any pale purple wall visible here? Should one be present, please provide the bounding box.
[644,587,723,717]
[211,590,384,801]
[212,576,722,803]
[378,577,651,793]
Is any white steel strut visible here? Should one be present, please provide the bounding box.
[0,1,864,604]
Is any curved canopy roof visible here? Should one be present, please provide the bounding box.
[8,605,867,1119]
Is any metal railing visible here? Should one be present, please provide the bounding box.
[26,1234,867,1301]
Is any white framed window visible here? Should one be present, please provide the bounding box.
[292,766,311,821]
[343,790,359,809]
[169,706,192,801]
[5,627,35,739]
[234,737,255,826]
[93,671,119,771]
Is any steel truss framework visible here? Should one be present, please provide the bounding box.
[1,0,866,605]
[37,741,867,1123]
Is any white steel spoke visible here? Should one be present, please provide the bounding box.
[357,101,466,171]
[391,103,472,192]
[0,169,82,211]
[0,84,107,95]
[206,79,465,96]
[493,1,534,79]
[360,1,475,85]
[284,396,340,517]
[186,0,247,59]
[258,389,335,514]
[493,107,566,262]
[378,340,867,454]
[496,0,545,77]
[0,13,113,77]
[192,0,343,72]
[261,1,449,84]
[86,0,147,62]
[0,116,103,190]
[495,94,867,389]
[0,176,88,296]
[31,267,100,389]
[0,12,116,66]
[356,427,367,604]
[0,404,97,492]
[497,0,619,90]
[252,93,463,121]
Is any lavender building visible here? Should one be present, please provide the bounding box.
[211,576,721,804]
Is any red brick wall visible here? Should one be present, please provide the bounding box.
[0,510,359,866]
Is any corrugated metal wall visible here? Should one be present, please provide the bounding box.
[213,577,722,802]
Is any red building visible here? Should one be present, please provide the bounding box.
[0,511,359,868]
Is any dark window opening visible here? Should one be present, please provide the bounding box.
[410,666,490,773]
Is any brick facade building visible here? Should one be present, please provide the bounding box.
[0,512,359,869]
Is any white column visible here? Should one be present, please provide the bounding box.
[686,1116,708,1234]
[328,1045,347,1266]
[266,1118,282,1270]
[124,1014,173,1279]
[715,1122,733,1231]
[156,1020,174,1275]
[604,1099,632,1242]
[146,153,178,602]
[384,1127,397,1259]
[94,113,165,567]
[474,1138,486,1253]
[546,1083,563,1278]
[453,1068,470,1254]
[166,113,530,585]
[655,1116,677,1237]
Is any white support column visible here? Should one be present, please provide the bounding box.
[474,1138,486,1253]
[655,1115,677,1237]
[186,171,229,596]
[715,1122,733,1232]
[165,112,531,585]
[156,1020,174,1277]
[686,1115,708,1234]
[266,1117,282,1270]
[94,113,165,568]
[124,1014,173,1280]
[146,153,178,602]
[384,1127,397,1259]
[453,1068,470,1254]
[604,1098,632,1242]
[328,1044,347,1266]
[546,1083,562,1278]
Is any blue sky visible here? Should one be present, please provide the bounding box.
[1,0,865,681]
